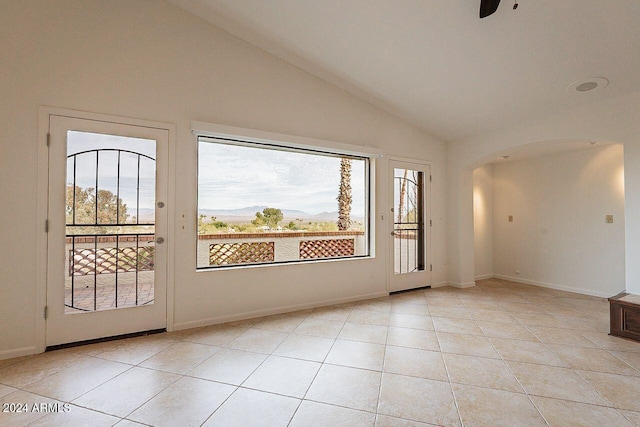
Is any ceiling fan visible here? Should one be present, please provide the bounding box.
[480,0,519,18]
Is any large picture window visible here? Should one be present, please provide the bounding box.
[197,136,370,269]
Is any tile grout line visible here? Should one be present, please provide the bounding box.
[286,303,352,426]
[491,288,621,422]
[373,301,391,422]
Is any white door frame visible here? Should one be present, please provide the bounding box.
[36,107,176,352]
[387,157,432,292]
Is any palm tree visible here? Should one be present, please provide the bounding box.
[397,169,408,224]
[337,158,353,231]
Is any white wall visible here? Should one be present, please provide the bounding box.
[447,91,640,295]
[491,145,625,296]
[473,165,494,279]
[0,0,446,358]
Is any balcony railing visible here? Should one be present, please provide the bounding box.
[65,234,155,312]
[197,231,366,268]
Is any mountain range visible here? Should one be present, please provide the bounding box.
[199,206,348,222]
[136,206,363,222]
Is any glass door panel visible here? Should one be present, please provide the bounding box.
[64,132,156,313]
[393,167,425,275]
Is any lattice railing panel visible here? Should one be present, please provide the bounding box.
[299,238,355,259]
[209,242,275,266]
[69,247,155,276]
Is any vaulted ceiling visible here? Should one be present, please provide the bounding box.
[167,0,640,142]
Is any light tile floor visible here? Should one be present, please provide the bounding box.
[2,278,640,426]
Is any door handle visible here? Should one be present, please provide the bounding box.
[156,237,165,244]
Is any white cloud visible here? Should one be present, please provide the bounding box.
[198,142,367,215]
[64,132,368,216]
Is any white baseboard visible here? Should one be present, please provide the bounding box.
[447,281,476,289]
[474,274,494,281]
[0,346,37,361]
[173,291,389,331]
[493,274,618,298]
[431,281,449,288]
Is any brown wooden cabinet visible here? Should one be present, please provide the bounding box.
[609,292,640,342]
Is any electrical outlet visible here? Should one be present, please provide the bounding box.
[606,215,614,224]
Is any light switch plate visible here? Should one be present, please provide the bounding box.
[606,215,614,223]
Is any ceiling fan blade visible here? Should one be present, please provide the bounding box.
[480,0,501,18]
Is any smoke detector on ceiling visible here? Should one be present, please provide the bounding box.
[566,77,609,94]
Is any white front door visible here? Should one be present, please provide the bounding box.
[389,160,431,292]
[46,115,168,347]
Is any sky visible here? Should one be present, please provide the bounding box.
[67,131,156,218]
[198,140,367,215]
[65,131,368,217]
